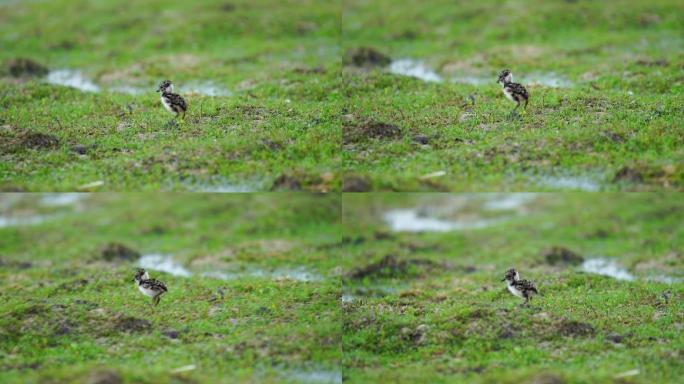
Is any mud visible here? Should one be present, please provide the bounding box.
[343,120,402,144]
[85,369,122,384]
[114,316,152,333]
[342,175,371,192]
[19,132,60,150]
[5,58,48,78]
[347,254,444,280]
[344,47,391,67]
[100,243,140,262]
[270,174,302,191]
[542,246,584,266]
[557,320,595,337]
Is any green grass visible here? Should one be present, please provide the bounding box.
[341,193,684,383]
[0,0,341,191]
[2,0,683,191]
[341,0,684,191]
[0,194,341,383]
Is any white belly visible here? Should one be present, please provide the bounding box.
[503,88,516,103]
[138,284,158,298]
[161,96,174,113]
[507,284,524,298]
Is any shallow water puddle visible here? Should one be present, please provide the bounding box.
[388,59,442,82]
[140,254,322,282]
[174,177,256,193]
[139,254,191,277]
[45,70,230,96]
[581,258,634,281]
[582,258,681,283]
[481,193,537,211]
[387,58,573,88]
[281,369,342,384]
[383,194,538,233]
[203,267,323,282]
[531,174,602,192]
[522,73,573,88]
[0,214,50,228]
[384,209,503,232]
[180,82,232,97]
[46,70,100,92]
[39,193,85,207]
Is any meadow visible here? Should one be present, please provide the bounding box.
[0,194,341,383]
[341,0,684,191]
[341,193,683,382]
[0,0,341,192]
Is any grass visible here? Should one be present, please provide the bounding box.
[0,0,341,191]
[341,0,684,191]
[0,194,341,383]
[3,0,683,191]
[341,193,684,383]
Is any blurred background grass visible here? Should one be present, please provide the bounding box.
[0,193,342,383]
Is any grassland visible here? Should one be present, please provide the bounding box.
[0,0,341,192]
[341,193,684,382]
[0,194,341,383]
[341,0,684,191]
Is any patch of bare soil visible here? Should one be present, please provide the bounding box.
[542,246,584,266]
[100,243,140,262]
[342,175,371,192]
[270,174,302,191]
[557,319,595,337]
[85,369,122,384]
[343,120,402,144]
[4,132,61,152]
[347,254,445,279]
[5,58,48,77]
[343,47,391,68]
[613,164,680,188]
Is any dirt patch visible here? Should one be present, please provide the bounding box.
[531,373,565,384]
[293,66,326,75]
[85,369,122,384]
[612,164,679,187]
[220,2,236,12]
[14,132,60,150]
[542,246,584,266]
[347,254,444,280]
[342,175,371,192]
[100,243,140,262]
[557,320,595,337]
[343,120,402,144]
[0,258,33,269]
[635,59,669,67]
[57,278,89,292]
[114,316,151,333]
[343,47,391,68]
[613,166,644,183]
[5,58,49,77]
[270,174,302,191]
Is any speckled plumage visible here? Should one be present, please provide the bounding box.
[157,80,187,119]
[497,69,529,112]
[502,268,538,305]
[134,268,168,306]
